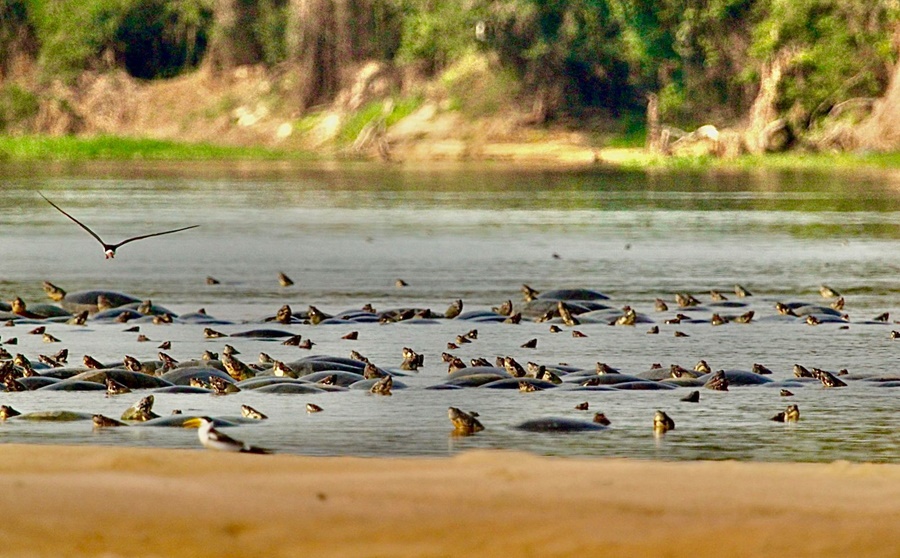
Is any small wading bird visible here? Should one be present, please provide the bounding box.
[39,192,199,259]
[187,417,272,454]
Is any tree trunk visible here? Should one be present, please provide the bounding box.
[0,1,37,81]
[205,0,258,75]
[288,0,338,110]
[285,0,396,112]
[855,28,900,150]
[646,93,661,152]
[743,47,798,154]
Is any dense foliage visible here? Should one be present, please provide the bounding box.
[1,0,898,130]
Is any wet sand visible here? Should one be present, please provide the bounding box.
[1,445,899,557]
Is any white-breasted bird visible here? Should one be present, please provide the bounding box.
[190,417,271,454]
[39,192,199,259]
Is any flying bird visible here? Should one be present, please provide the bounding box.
[39,192,199,259]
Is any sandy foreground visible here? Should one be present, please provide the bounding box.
[1,445,899,558]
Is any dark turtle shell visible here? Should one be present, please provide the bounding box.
[517,299,600,320]
[567,373,649,386]
[15,376,61,390]
[36,380,107,391]
[59,290,141,314]
[252,383,326,394]
[230,329,295,338]
[514,417,608,432]
[609,381,677,391]
[287,356,367,376]
[480,378,558,389]
[22,303,71,319]
[696,370,774,386]
[153,385,213,394]
[160,366,235,386]
[136,415,241,428]
[536,288,610,301]
[349,378,408,390]
[69,369,174,389]
[443,373,510,388]
[301,370,366,387]
[446,366,510,381]
[236,377,309,389]
[15,410,95,421]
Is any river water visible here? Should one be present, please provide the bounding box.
[1,161,900,462]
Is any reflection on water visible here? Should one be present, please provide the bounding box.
[1,161,900,462]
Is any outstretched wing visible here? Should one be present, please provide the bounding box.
[39,192,107,247]
[113,224,200,249]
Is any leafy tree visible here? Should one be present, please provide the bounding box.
[749,0,899,130]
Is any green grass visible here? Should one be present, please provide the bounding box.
[601,149,900,172]
[338,101,388,144]
[337,95,424,145]
[680,152,900,172]
[0,135,312,161]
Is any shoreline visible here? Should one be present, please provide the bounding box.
[2,444,899,557]
[4,134,900,173]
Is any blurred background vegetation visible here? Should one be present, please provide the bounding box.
[0,0,898,147]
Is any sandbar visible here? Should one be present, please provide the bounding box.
[1,444,899,557]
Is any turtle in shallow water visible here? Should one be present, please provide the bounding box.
[771,404,800,423]
[240,405,267,420]
[105,377,131,396]
[445,299,463,319]
[221,353,255,381]
[209,376,241,395]
[704,370,729,391]
[613,307,637,326]
[120,395,160,422]
[9,298,45,319]
[819,285,840,298]
[514,417,608,432]
[122,355,143,373]
[492,300,513,316]
[518,380,540,392]
[67,310,88,325]
[363,363,386,379]
[400,347,424,371]
[557,301,579,326]
[815,368,847,388]
[274,304,293,324]
[448,407,484,435]
[42,281,140,314]
[307,305,332,325]
[278,272,294,287]
[0,405,21,420]
[502,357,526,378]
[93,414,127,428]
[273,360,299,379]
[369,375,393,396]
[653,410,675,434]
[734,284,752,297]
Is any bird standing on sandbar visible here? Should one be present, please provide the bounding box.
[190,417,272,454]
[39,192,199,259]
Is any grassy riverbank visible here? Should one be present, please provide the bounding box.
[3,134,900,173]
[0,135,309,161]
